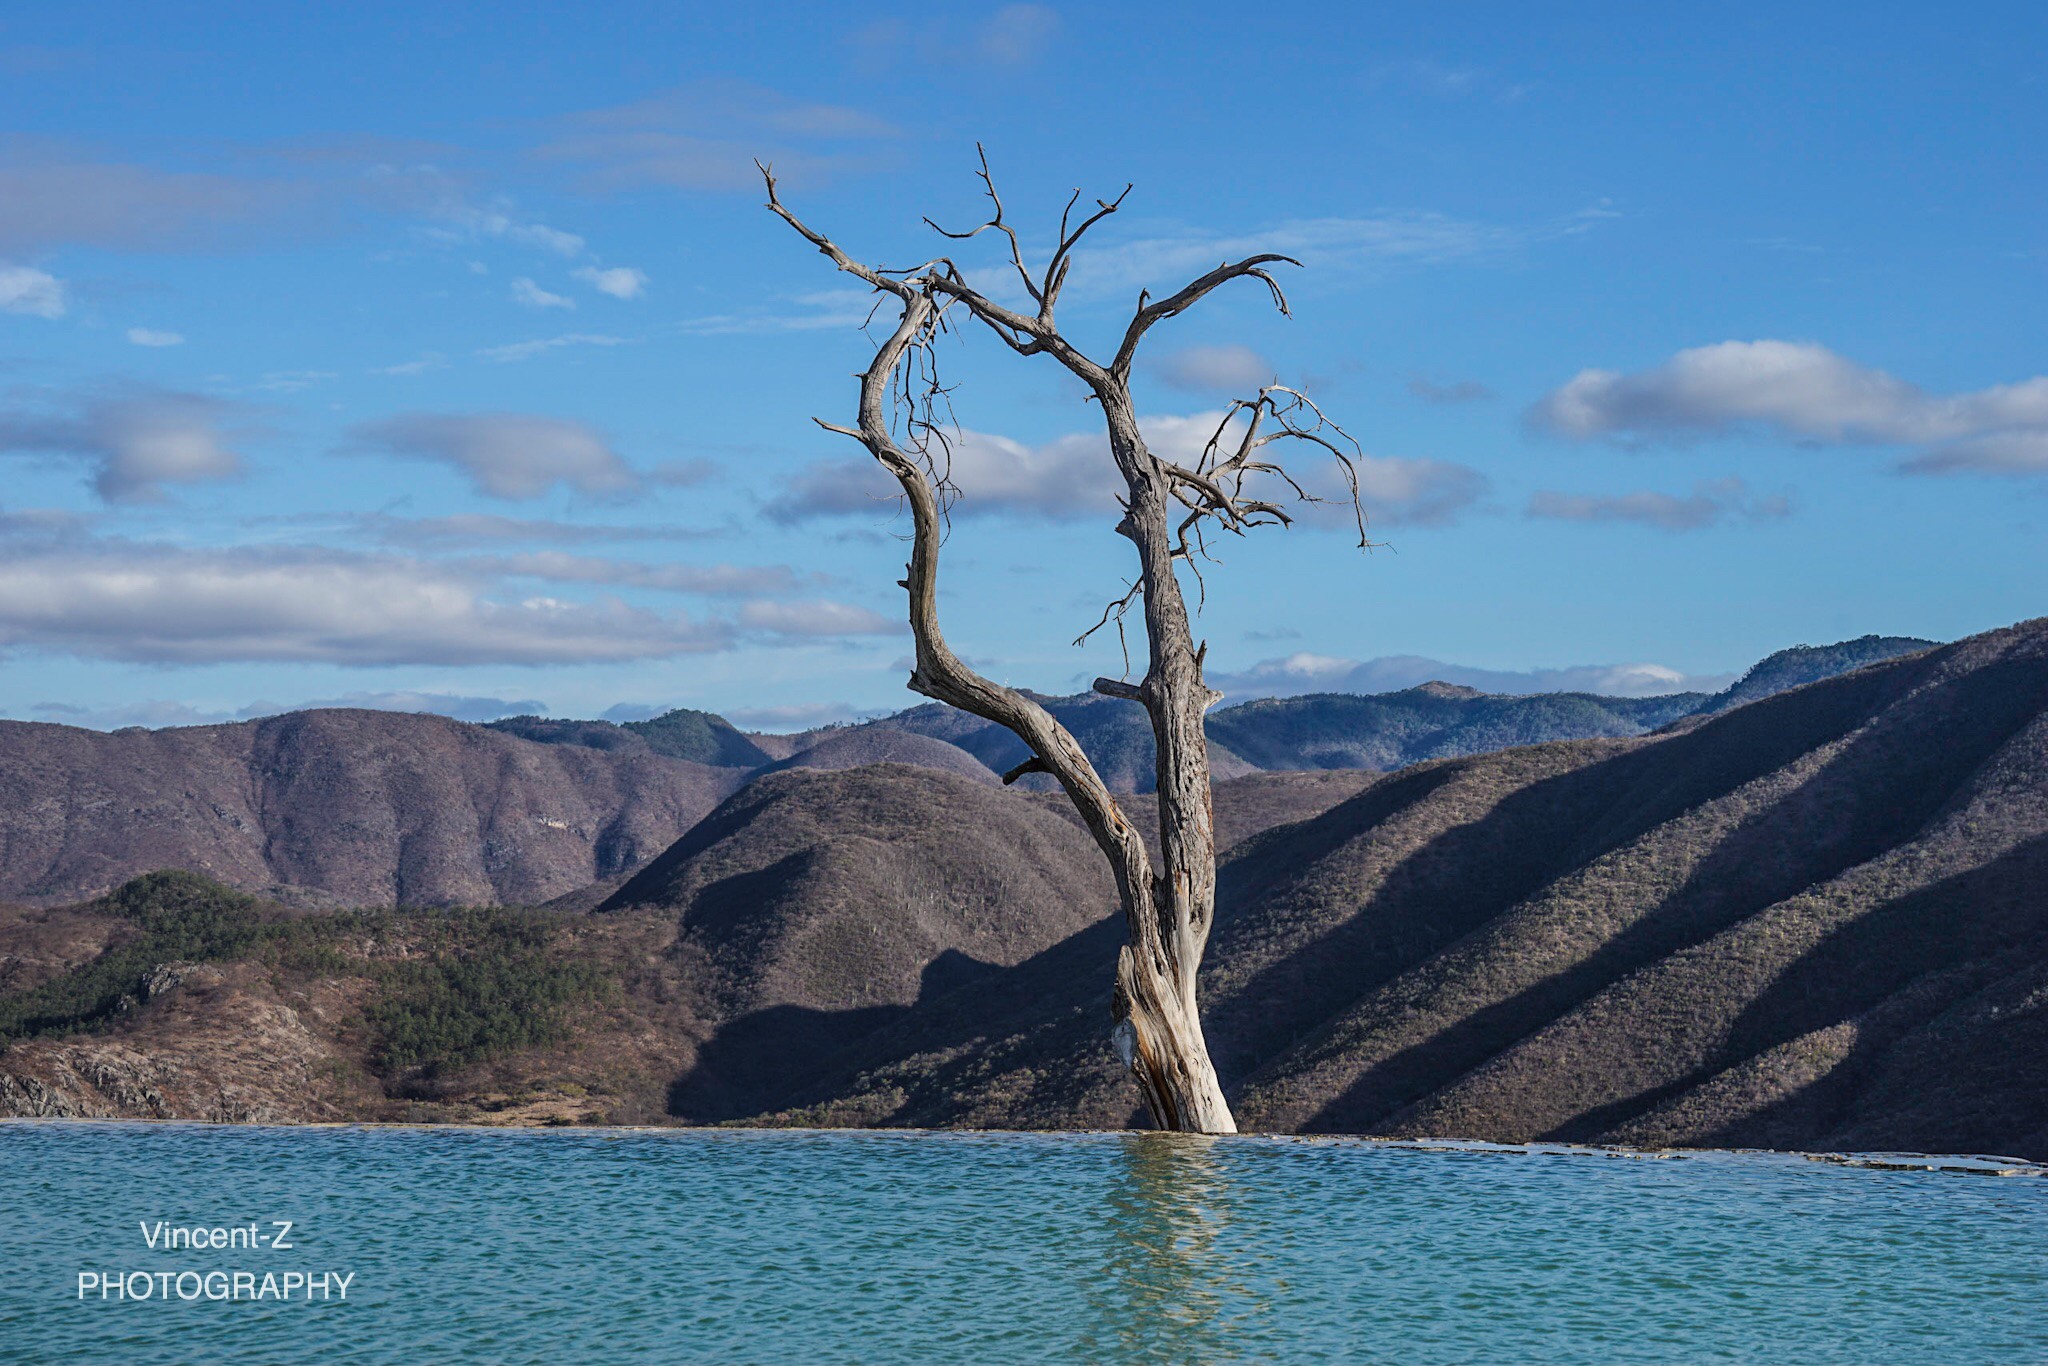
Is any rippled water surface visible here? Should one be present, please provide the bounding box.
[1,1123,2043,1364]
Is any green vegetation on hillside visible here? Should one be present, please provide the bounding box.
[1705,635,1936,712]
[622,708,773,767]
[363,910,615,1079]
[0,872,615,1082]
[0,872,280,1043]
[485,707,771,768]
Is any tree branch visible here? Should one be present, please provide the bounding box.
[759,161,914,302]
[1111,254,1300,376]
[765,182,1153,909]
[1001,756,1051,785]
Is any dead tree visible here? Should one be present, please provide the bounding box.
[762,152,1370,1133]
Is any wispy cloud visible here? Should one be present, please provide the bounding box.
[475,332,625,363]
[574,265,647,299]
[1527,477,1791,531]
[372,353,446,376]
[245,370,336,393]
[849,6,1062,69]
[125,326,185,347]
[973,5,1062,64]
[424,197,585,257]
[538,79,899,193]
[962,203,1606,311]
[1532,339,2048,477]
[672,288,880,335]
[511,276,575,310]
[346,412,639,499]
[0,263,65,318]
[0,387,245,502]
[0,143,317,253]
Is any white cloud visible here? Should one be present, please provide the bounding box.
[347,412,639,499]
[1532,339,2048,476]
[1527,477,1790,531]
[574,265,648,299]
[511,277,575,309]
[0,263,64,318]
[420,196,587,257]
[1341,454,1491,528]
[1150,345,1274,393]
[1210,652,1734,701]
[125,326,185,347]
[0,539,729,665]
[0,389,243,502]
[737,599,900,636]
[768,411,1487,529]
[476,332,624,363]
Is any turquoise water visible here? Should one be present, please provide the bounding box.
[1,1124,2042,1365]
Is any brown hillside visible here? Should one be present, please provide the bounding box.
[598,764,1114,1120]
[767,729,999,785]
[737,617,2048,1159]
[0,709,746,907]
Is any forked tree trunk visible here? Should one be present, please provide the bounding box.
[762,158,1364,1133]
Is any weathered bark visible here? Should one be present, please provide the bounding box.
[761,155,1365,1132]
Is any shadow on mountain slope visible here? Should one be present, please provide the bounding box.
[692,618,2048,1160]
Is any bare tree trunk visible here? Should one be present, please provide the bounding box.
[760,155,1368,1133]
[1099,398,1235,1133]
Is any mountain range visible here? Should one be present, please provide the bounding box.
[0,634,1932,907]
[9,623,2041,1160]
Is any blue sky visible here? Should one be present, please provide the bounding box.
[2,2,2043,730]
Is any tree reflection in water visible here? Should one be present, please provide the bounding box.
[1078,1133,1272,1362]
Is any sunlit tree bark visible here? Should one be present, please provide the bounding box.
[762,153,1370,1132]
